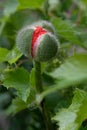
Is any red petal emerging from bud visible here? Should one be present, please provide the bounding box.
[31,26,47,57]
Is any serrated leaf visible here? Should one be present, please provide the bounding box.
[3,67,30,102]
[6,87,36,114]
[0,47,9,62]
[40,54,87,101]
[27,87,36,107]
[18,0,44,9]
[0,47,22,64]
[53,89,87,130]
[6,47,22,64]
[6,98,27,114]
[51,18,87,49]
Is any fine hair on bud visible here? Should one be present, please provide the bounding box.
[16,21,60,62]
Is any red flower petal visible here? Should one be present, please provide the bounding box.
[31,26,47,57]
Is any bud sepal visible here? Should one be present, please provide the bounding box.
[16,21,59,62]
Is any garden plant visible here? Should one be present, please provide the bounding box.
[0,0,87,130]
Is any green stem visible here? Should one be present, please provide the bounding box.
[34,61,53,130]
[34,61,43,93]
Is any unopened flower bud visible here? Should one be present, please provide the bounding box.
[16,21,59,62]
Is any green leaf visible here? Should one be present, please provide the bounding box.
[74,0,87,10]
[0,47,9,62]
[3,67,30,102]
[27,87,36,107]
[0,0,19,35]
[48,0,61,14]
[80,126,87,130]
[0,63,7,73]
[40,54,87,101]
[18,0,44,9]
[51,18,87,49]
[0,47,22,64]
[6,98,27,114]
[0,63,7,81]
[4,0,19,18]
[6,87,36,114]
[0,21,6,35]
[6,47,22,64]
[9,9,45,30]
[53,89,87,130]
[50,53,87,83]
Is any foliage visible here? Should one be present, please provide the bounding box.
[0,0,87,130]
[53,89,87,130]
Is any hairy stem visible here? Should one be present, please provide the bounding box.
[34,61,53,130]
[34,61,43,93]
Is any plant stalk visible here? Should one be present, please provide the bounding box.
[34,61,53,130]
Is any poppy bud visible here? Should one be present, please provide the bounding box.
[16,21,59,62]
